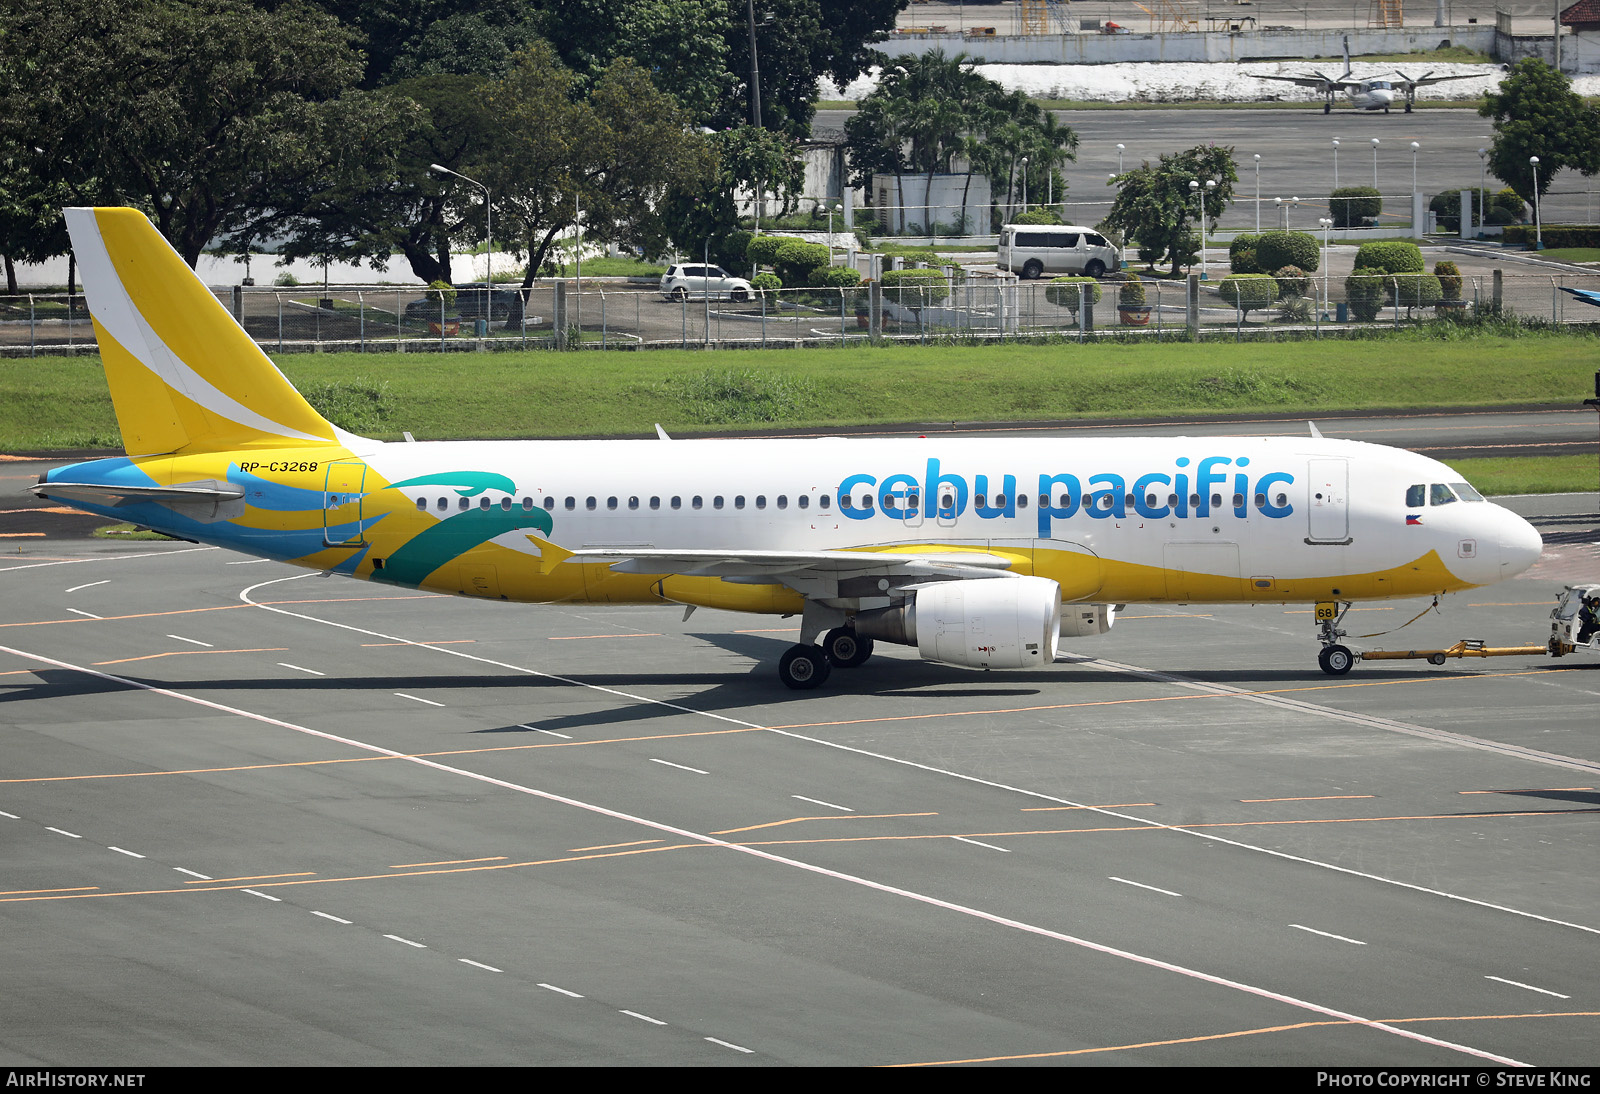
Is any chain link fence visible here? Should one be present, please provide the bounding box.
[3,269,1598,356]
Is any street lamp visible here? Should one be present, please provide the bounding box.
[1190,178,1216,279]
[1116,143,1125,175]
[1530,155,1543,249]
[428,161,489,291]
[826,202,843,255]
[1318,217,1333,319]
[1253,153,1261,233]
[1021,156,1029,214]
[1370,137,1380,191]
[1409,141,1420,199]
[1477,147,1488,235]
[1331,138,1340,192]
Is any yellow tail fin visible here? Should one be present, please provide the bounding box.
[65,207,339,457]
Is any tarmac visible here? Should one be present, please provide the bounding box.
[0,444,1596,1065]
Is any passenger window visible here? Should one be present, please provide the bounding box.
[776,496,787,509]
[586,497,597,510]
[1232,493,1244,508]
[908,491,919,509]
[1254,493,1266,507]
[1146,494,1159,507]
[1190,494,1200,508]
[756,496,767,509]
[459,498,470,510]
[1406,484,1425,508]
[1275,492,1288,508]
[628,496,639,509]
[671,496,681,509]
[734,495,745,509]
[565,497,576,510]
[649,497,660,509]
[798,495,810,510]
[714,496,724,509]
[437,497,447,511]
[607,497,618,510]
[1430,483,1458,506]
[975,493,986,508]
[692,496,703,509]
[942,494,955,508]
[521,497,532,510]
[840,495,853,510]
[819,495,830,510]
[859,494,873,510]
[543,497,556,510]
[415,497,426,510]
[1125,494,1136,509]
[1058,494,1070,508]
[1211,493,1222,508]
[1016,494,1027,508]
[479,497,491,510]
[500,498,511,511]
[1167,494,1178,507]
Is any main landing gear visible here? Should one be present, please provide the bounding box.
[1314,600,1355,676]
[777,627,876,690]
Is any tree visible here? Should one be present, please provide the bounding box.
[1480,58,1600,202]
[1103,145,1238,277]
[0,0,412,267]
[486,44,713,287]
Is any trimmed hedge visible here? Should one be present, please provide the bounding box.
[1502,225,1600,248]
[1255,230,1319,274]
[1216,273,1278,316]
[1345,269,1387,322]
[747,234,805,268]
[1390,273,1443,314]
[750,272,782,293]
[773,239,831,286]
[881,268,950,306]
[1044,276,1103,313]
[809,265,862,289]
[1117,273,1146,307]
[1273,265,1309,299]
[1434,261,1461,300]
[1330,186,1382,229]
[1352,240,1423,274]
[1229,233,1261,274]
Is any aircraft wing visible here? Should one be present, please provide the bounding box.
[573,547,1018,583]
[1396,72,1481,88]
[1252,73,1338,88]
[1559,287,1600,309]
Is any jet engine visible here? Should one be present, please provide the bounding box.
[854,576,1061,669]
[1059,603,1116,637]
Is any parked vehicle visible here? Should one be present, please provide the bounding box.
[659,263,754,302]
[998,224,1118,280]
[405,285,522,321]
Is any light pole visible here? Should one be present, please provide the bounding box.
[1477,146,1488,235]
[1370,137,1380,191]
[1021,156,1029,214]
[1190,178,1216,279]
[430,163,491,319]
[1332,138,1340,192]
[826,202,843,255]
[1530,155,1544,249]
[1318,217,1333,318]
[1409,140,1420,200]
[1116,142,1125,175]
[1254,153,1261,233]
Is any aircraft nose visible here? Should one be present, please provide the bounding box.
[1496,507,1543,580]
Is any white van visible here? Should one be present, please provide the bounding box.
[999,224,1119,280]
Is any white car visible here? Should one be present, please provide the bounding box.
[659,263,754,302]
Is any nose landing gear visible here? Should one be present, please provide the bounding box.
[1314,600,1355,675]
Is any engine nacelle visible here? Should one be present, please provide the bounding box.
[857,576,1060,670]
[1059,603,1116,637]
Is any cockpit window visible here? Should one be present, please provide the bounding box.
[1429,483,1458,506]
[1450,481,1485,502]
[1406,484,1425,508]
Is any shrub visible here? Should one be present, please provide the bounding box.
[1503,224,1600,248]
[1434,260,1462,300]
[717,230,753,273]
[1118,273,1146,307]
[1229,233,1261,274]
[1255,230,1319,273]
[750,272,782,293]
[1495,187,1526,220]
[881,268,949,307]
[1012,208,1064,225]
[1136,241,1164,269]
[809,265,862,288]
[1429,189,1497,233]
[1352,240,1423,274]
[1330,186,1382,229]
[773,239,831,286]
[1273,265,1309,299]
[1388,272,1443,316]
[1277,295,1313,323]
[746,234,804,268]
[1044,276,1102,314]
[273,271,300,287]
[1216,273,1278,317]
[1344,268,1387,322]
[423,279,458,312]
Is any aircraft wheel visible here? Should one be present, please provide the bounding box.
[823,627,873,668]
[1404,104,1413,114]
[1318,644,1355,676]
[779,645,832,690]
[1323,102,1331,115]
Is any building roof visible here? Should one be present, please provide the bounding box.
[1562,0,1600,28]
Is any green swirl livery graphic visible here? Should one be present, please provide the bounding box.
[376,471,553,587]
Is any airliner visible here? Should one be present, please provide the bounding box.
[1253,36,1480,114]
[33,208,1543,688]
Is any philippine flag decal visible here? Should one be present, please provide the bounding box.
[1406,514,1423,526]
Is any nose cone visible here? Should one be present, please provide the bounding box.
[1497,507,1543,580]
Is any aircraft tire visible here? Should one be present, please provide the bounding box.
[1404,104,1413,113]
[823,628,873,668]
[779,645,832,689]
[1318,644,1355,676]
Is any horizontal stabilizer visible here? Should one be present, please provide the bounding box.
[32,478,246,523]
